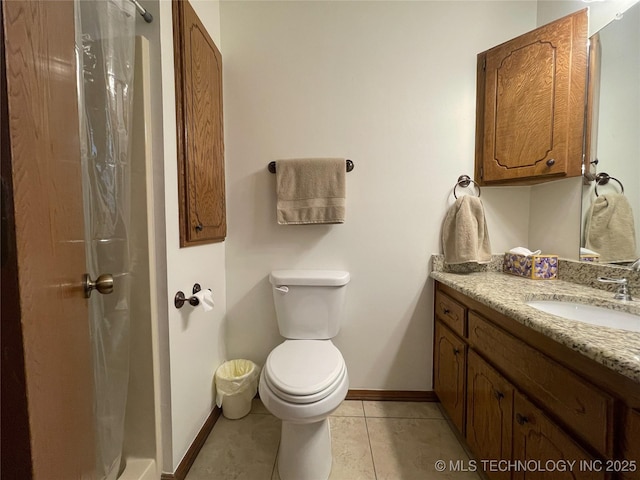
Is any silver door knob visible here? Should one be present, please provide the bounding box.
[83,273,114,298]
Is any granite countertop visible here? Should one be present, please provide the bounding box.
[430,261,640,384]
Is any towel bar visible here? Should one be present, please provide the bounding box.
[268,159,354,173]
[594,172,624,196]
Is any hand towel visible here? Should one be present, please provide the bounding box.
[276,158,346,225]
[585,193,637,263]
[442,195,492,264]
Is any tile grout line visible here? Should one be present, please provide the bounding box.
[363,414,379,480]
[270,440,280,480]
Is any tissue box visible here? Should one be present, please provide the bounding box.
[580,253,600,263]
[503,253,558,280]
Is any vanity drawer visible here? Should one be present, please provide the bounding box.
[468,312,614,456]
[435,290,466,337]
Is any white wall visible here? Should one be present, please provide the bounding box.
[537,0,639,35]
[221,1,535,391]
[157,0,227,472]
[529,178,583,258]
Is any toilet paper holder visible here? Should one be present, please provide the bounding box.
[175,283,202,309]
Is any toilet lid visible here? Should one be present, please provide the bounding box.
[265,340,345,397]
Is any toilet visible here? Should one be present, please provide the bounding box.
[259,269,350,480]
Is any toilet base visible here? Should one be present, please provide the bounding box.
[278,418,332,480]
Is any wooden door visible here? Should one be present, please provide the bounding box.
[467,350,514,480]
[475,9,587,185]
[2,1,96,478]
[512,392,604,480]
[434,321,466,433]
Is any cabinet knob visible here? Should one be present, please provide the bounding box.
[453,348,460,355]
[515,413,528,425]
[546,158,556,167]
[493,390,504,401]
[443,308,450,315]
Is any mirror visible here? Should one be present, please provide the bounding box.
[581,1,640,265]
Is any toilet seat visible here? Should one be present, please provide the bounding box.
[264,340,346,404]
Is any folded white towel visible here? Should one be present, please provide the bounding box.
[509,247,542,256]
[580,247,599,256]
[442,195,492,265]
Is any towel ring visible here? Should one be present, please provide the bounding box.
[594,172,624,197]
[453,175,481,199]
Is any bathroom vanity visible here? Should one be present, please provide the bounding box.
[431,264,640,480]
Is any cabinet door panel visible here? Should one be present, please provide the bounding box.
[434,321,466,433]
[476,9,587,184]
[513,393,605,480]
[467,350,514,480]
[173,0,226,246]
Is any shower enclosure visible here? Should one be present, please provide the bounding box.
[75,1,159,479]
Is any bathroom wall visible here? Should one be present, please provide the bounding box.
[529,178,583,258]
[537,0,639,35]
[157,0,227,472]
[221,1,535,391]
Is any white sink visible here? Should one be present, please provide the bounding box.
[526,300,640,333]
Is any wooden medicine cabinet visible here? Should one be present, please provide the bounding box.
[173,0,226,246]
[474,9,588,185]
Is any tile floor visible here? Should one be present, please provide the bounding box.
[185,399,481,480]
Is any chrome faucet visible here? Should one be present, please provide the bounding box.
[598,277,633,301]
[630,258,640,271]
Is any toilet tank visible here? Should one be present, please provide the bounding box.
[269,270,350,339]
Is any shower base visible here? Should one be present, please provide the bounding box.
[117,458,156,480]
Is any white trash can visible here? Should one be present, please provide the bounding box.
[215,359,260,419]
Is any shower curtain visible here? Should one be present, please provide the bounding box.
[75,1,136,478]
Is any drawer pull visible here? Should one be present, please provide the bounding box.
[453,348,460,355]
[493,390,504,401]
[443,308,451,315]
[515,413,528,425]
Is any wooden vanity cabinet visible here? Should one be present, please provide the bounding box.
[475,9,588,185]
[433,281,639,480]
